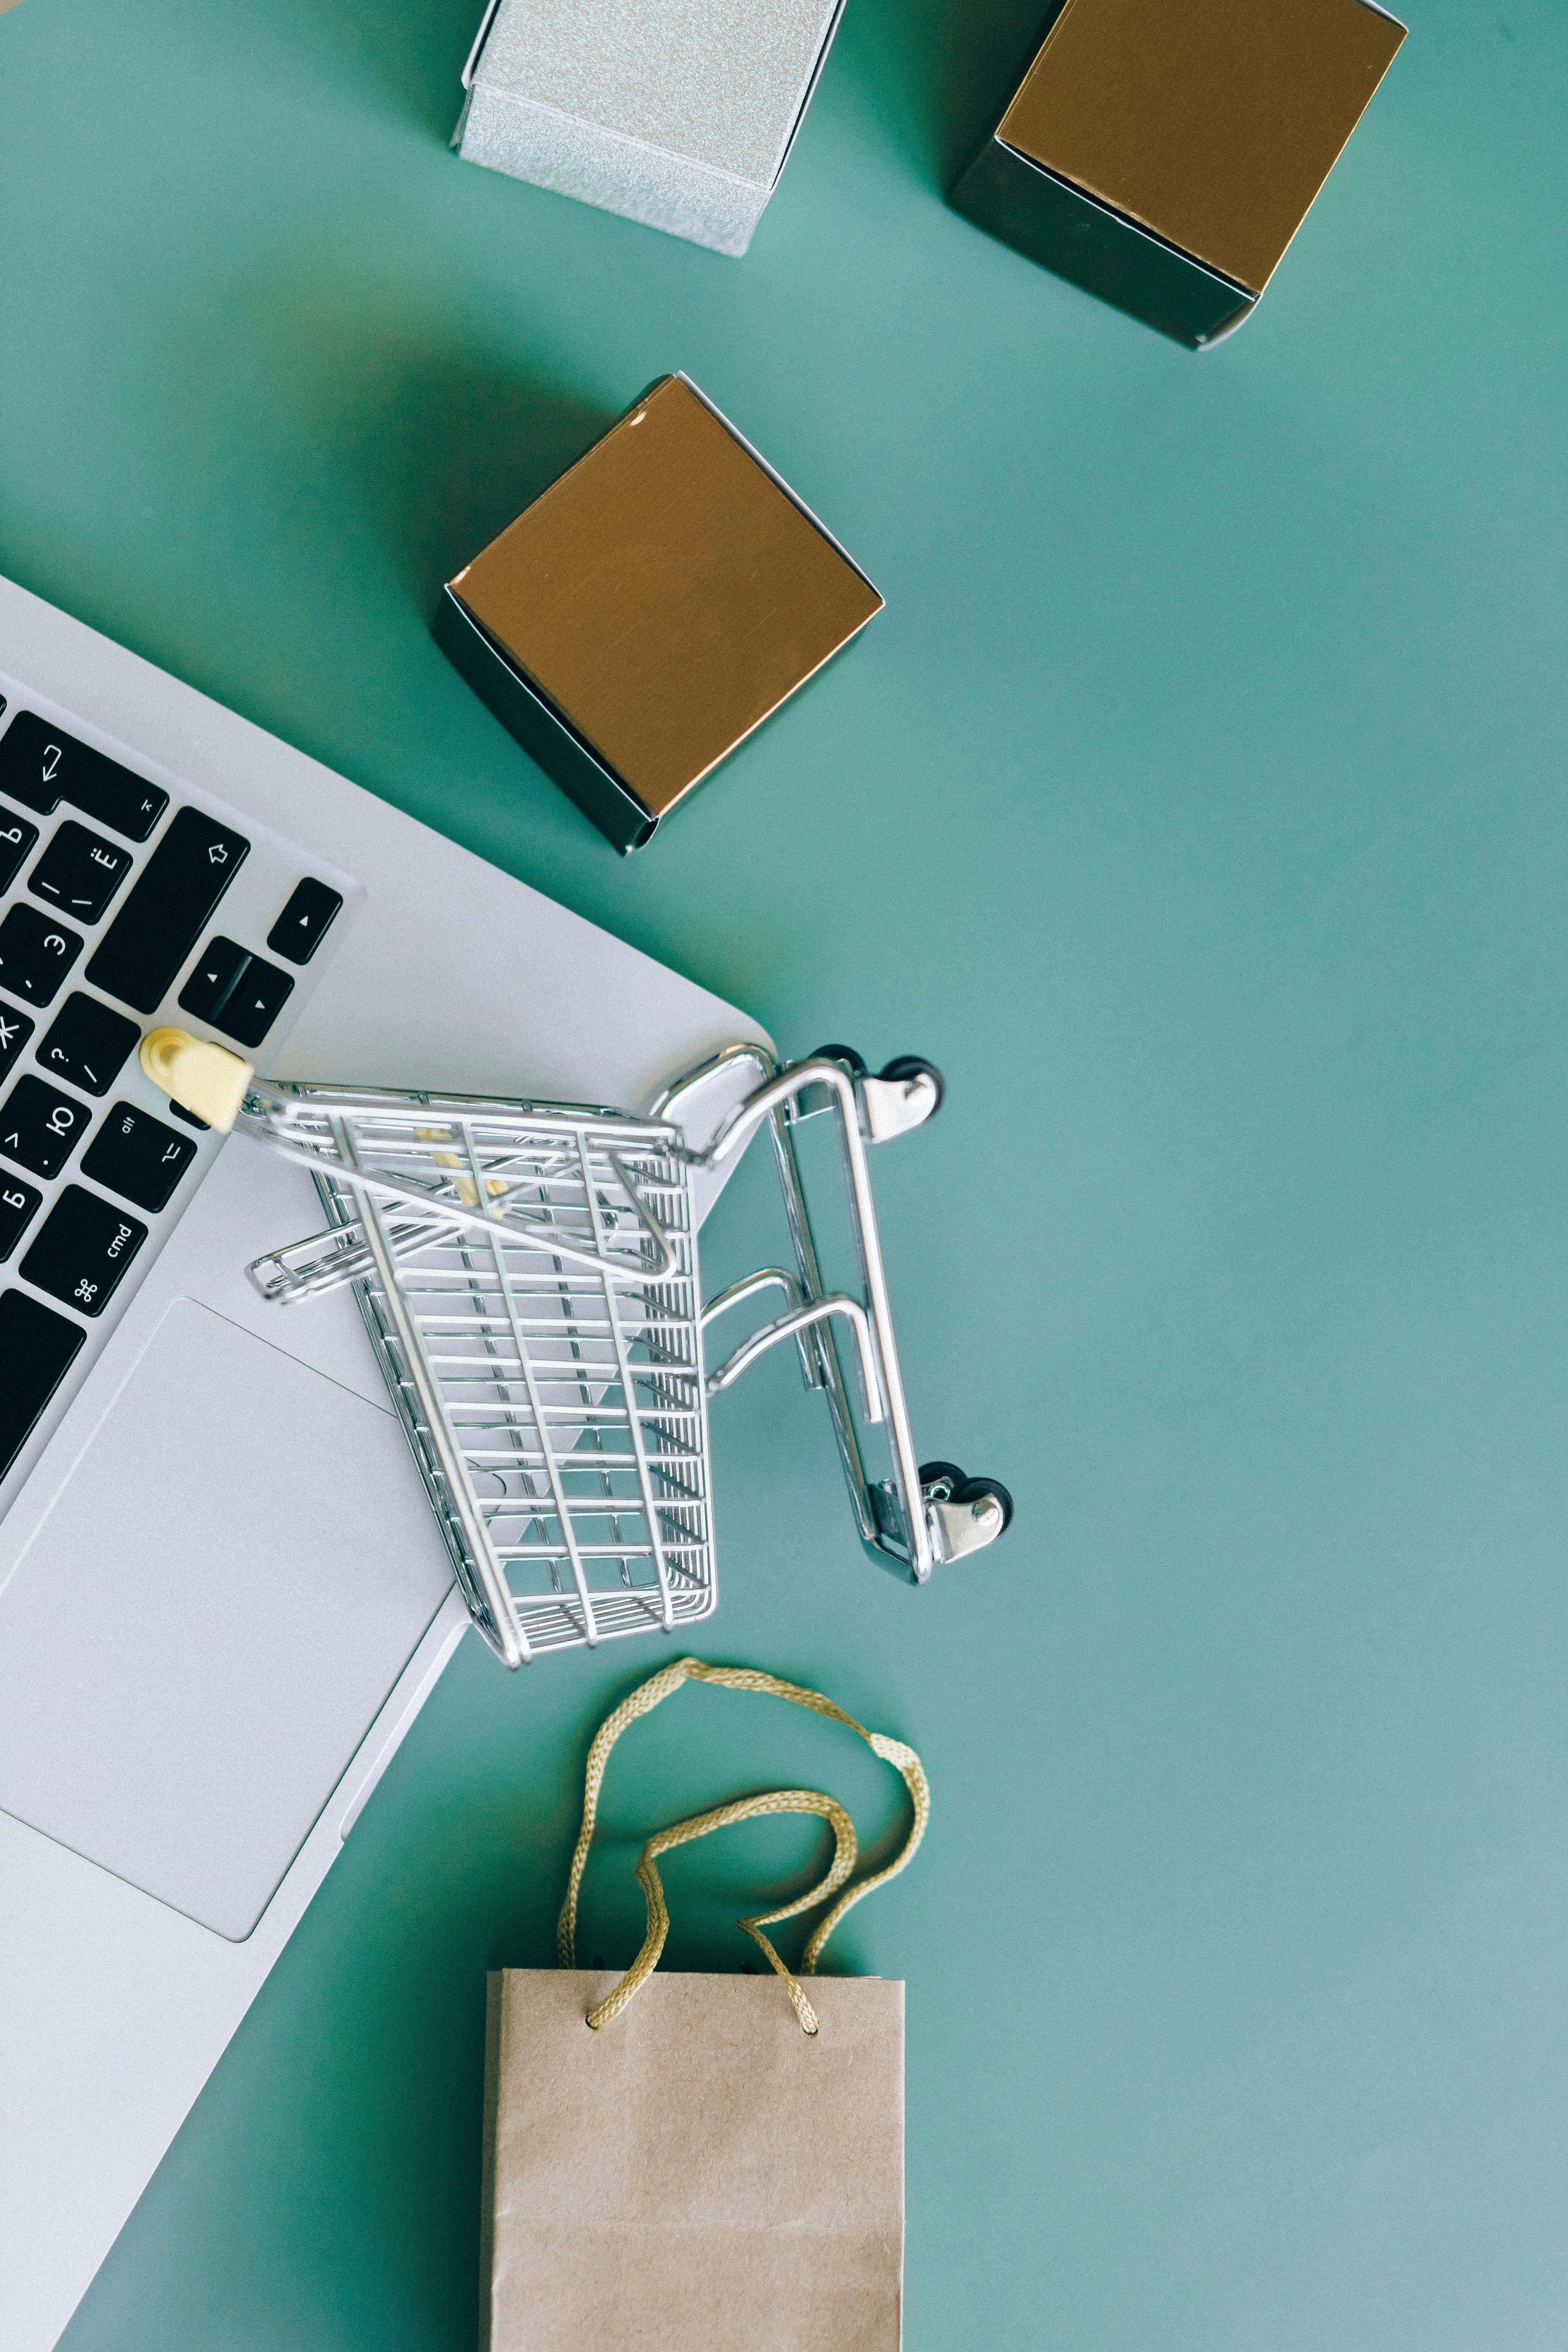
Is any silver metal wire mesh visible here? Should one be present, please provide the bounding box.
[244,1087,714,1663]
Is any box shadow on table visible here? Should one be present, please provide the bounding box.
[845,0,1066,192]
[325,336,616,615]
[299,0,486,144]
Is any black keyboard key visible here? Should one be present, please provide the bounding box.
[167,1099,211,1131]
[81,1102,197,1213]
[29,820,133,923]
[178,934,294,1046]
[0,1001,35,1083]
[21,1186,147,1318]
[268,877,342,965]
[0,1173,42,1259]
[0,904,84,1006]
[218,954,294,1048]
[0,804,40,894]
[0,1074,93,1178]
[0,712,168,841]
[84,806,249,1014]
[0,1290,84,1480]
[36,993,140,1096]
[177,935,249,1023]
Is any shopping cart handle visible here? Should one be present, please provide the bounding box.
[706,1294,884,1425]
[139,1026,253,1132]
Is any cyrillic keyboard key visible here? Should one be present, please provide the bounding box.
[0,804,40,894]
[20,1185,147,1317]
[0,1001,35,1083]
[81,1102,197,1213]
[0,1289,84,1480]
[0,711,168,841]
[36,993,140,1096]
[0,904,83,1006]
[0,1074,93,1179]
[0,1174,42,1259]
[84,806,249,1014]
[29,819,133,923]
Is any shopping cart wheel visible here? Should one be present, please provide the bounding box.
[810,1043,867,1073]
[919,1462,1012,1562]
[878,1055,946,1117]
[953,1475,1014,1534]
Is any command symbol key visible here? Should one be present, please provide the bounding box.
[20,1185,147,1317]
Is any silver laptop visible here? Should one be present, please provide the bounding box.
[0,573,767,2351]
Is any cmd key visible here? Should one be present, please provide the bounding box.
[20,1185,147,1318]
[85,806,249,1014]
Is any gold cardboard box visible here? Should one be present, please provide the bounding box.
[436,375,882,852]
[951,0,1405,348]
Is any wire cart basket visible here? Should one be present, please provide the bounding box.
[236,1044,1012,1667]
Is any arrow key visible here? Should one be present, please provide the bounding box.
[177,936,249,1023]
[267,877,342,966]
[216,952,294,1049]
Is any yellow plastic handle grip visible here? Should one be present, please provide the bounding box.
[138,1026,253,1133]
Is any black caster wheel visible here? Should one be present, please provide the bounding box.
[952,1476,1013,1534]
[877,1055,946,1116]
[810,1043,867,1074]
[918,1460,967,1501]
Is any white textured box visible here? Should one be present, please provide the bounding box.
[453,0,847,257]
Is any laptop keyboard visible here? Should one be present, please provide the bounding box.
[0,689,354,1498]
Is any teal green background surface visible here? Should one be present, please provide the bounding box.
[3,0,1566,2342]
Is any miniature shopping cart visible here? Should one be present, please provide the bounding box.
[234,1043,1012,1667]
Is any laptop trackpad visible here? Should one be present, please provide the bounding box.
[0,1299,453,1940]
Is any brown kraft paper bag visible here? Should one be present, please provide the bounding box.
[480,1657,930,2351]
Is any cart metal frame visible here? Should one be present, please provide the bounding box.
[239,1044,1010,1666]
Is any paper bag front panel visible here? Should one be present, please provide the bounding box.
[484,1968,904,2350]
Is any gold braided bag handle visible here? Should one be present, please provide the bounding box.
[558,1657,929,2034]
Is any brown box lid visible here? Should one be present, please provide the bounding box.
[448,375,882,821]
[999,0,1406,297]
